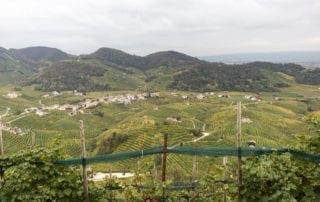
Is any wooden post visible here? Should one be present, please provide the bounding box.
[109,167,112,180]
[0,115,5,182]
[80,120,89,202]
[192,155,197,181]
[162,133,168,201]
[223,156,228,202]
[236,102,242,201]
[109,167,113,201]
[31,131,36,147]
[153,161,157,178]
[0,122,4,155]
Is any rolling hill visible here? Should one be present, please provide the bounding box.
[31,60,109,92]
[0,46,71,85]
[88,48,201,70]
[9,46,70,69]
[0,47,32,85]
[1,46,320,92]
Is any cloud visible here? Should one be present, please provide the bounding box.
[0,0,319,55]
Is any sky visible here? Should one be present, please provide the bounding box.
[0,0,319,56]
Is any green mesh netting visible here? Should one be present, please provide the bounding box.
[56,147,320,166]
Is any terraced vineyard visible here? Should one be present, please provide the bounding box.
[1,84,320,175]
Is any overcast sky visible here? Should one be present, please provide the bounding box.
[0,0,319,56]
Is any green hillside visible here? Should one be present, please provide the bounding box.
[1,46,320,94]
[0,49,32,85]
[9,46,71,70]
[1,83,319,175]
[0,46,70,86]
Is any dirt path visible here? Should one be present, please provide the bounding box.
[0,107,10,119]
[7,115,26,124]
[191,132,210,143]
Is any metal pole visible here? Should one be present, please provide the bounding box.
[162,133,168,201]
[80,120,89,202]
[236,102,242,201]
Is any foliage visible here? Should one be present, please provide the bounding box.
[190,128,203,137]
[305,112,320,153]
[240,111,320,201]
[96,132,129,155]
[0,146,84,201]
[241,154,320,201]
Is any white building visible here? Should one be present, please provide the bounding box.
[42,94,50,99]
[196,94,206,100]
[7,92,20,99]
[52,91,60,96]
[36,110,47,116]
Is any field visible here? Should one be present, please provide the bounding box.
[0,83,320,177]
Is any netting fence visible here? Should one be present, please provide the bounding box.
[56,146,320,166]
[54,145,320,201]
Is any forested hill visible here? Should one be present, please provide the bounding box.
[0,46,70,72]
[1,46,320,92]
[88,47,145,69]
[88,48,201,70]
[9,46,71,70]
[31,61,109,92]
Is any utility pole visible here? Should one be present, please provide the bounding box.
[80,120,89,202]
[162,133,168,201]
[236,102,242,201]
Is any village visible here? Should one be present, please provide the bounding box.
[1,90,266,135]
[24,91,161,117]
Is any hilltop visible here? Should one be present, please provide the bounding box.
[9,46,71,69]
[88,48,201,70]
[0,46,71,85]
